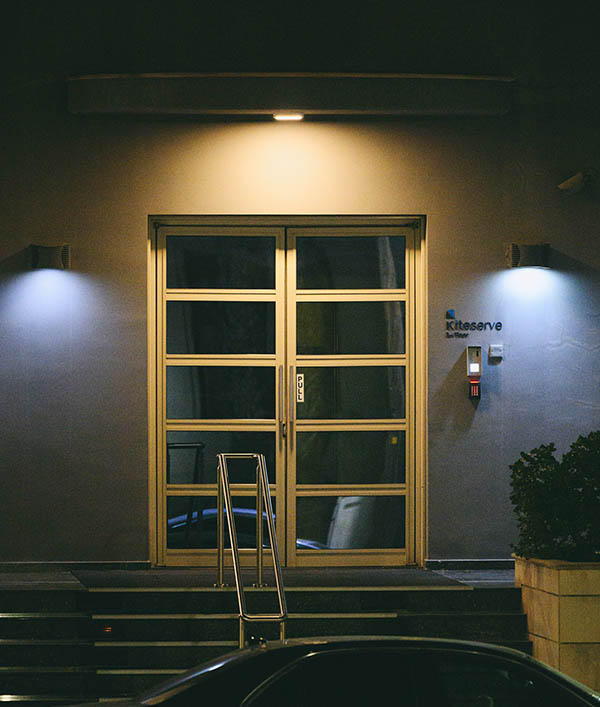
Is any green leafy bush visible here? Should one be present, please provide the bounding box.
[509,430,600,561]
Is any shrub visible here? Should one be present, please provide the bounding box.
[509,430,600,561]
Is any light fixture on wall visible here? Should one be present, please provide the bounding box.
[29,244,71,270]
[556,170,595,195]
[505,243,550,269]
[273,112,304,121]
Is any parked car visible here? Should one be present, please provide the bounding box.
[74,636,600,706]
[167,507,326,550]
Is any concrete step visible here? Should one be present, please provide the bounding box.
[84,586,524,614]
[0,641,93,666]
[0,582,529,703]
[90,609,527,642]
[0,666,95,695]
[0,614,91,639]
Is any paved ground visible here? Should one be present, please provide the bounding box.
[0,567,515,590]
[433,569,515,588]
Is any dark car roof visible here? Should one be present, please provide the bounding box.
[136,636,600,705]
[75,636,599,707]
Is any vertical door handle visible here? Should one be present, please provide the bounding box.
[289,365,295,449]
[278,365,286,440]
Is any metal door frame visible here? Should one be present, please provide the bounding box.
[148,215,427,567]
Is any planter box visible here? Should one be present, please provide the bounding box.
[514,556,600,691]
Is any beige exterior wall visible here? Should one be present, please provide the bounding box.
[1,77,599,562]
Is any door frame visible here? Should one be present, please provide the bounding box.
[147,215,428,567]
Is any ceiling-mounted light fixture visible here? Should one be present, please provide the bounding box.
[273,112,304,121]
[29,244,71,270]
[505,243,550,268]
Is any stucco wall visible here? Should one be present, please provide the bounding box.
[1,77,599,561]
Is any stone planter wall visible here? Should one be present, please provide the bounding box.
[514,556,600,691]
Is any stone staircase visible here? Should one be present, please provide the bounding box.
[0,572,529,705]
[0,588,94,706]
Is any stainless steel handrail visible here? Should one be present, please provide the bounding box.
[215,452,287,648]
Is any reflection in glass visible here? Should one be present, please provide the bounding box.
[296,367,405,419]
[297,301,405,355]
[167,302,275,354]
[296,496,405,549]
[166,236,275,289]
[167,496,275,549]
[296,431,405,485]
[297,236,405,289]
[166,431,276,484]
[167,366,275,419]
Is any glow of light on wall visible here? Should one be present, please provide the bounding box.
[493,267,560,301]
[2,270,100,329]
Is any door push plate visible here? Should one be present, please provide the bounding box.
[296,373,305,403]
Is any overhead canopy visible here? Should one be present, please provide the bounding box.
[67,73,514,117]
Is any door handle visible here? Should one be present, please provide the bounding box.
[289,365,295,450]
[279,365,286,440]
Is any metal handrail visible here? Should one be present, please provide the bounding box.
[215,453,287,648]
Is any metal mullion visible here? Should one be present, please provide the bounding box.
[294,420,407,432]
[285,230,297,566]
[294,550,408,569]
[295,486,407,495]
[296,290,407,300]
[165,290,276,300]
[167,419,276,429]
[405,227,416,564]
[156,228,168,565]
[414,223,427,566]
[287,227,411,238]
[166,422,276,432]
[274,230,287,565]
[296,355,407,365]
[166,355,275,364]
[166,357,276,366]
[166,485,275,496]
[159,226,284,237]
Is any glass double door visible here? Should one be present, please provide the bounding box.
[156,222,419,567]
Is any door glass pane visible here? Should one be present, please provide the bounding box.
[296,431,405,485]
[297,301,405,355]
[296,236,405,289]
[167,301,275,354]
[296,496,405,549]
[166,496,275,549]
[296,366,405,419]
[166,236,275,289]
[166,431,276,484]
[167,366,275,419]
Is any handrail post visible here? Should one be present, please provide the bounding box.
[215,456,226,588]
[255,457,264,587]
[215,453,287,649]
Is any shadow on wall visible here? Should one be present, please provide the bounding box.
[0,248,30,274]
[430,351,478,441]
[550,248,600,278]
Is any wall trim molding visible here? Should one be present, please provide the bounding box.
[68,72,514,117]
[0,561,151,572]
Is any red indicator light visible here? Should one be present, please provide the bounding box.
[469,379,481,399]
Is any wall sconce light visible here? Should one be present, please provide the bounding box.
[556,170,595,195]
[505,243,550,268]
[29,244,71,270]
